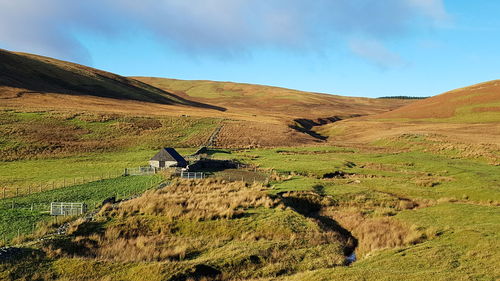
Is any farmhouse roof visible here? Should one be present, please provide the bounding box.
[150,148,186,163]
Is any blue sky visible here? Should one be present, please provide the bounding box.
[0,0,499,97]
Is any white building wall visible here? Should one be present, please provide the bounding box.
[149,160,179,168]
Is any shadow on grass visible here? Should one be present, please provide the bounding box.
[277,192,358,257]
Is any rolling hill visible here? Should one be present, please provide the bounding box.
[316,80,500,163]
[133,77,412,120]
[376,80,500,122]
[0,49,223,110]
[0,49,416,149]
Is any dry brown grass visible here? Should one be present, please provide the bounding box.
[134,77,413,121]
[319,119,500,164]
[1,48,417,152]
[216,121,319,148]
[40,179,350,280]
[115,179,277,221]
[322,208,438,257]
[42,179,280,262]
[377,79,500,119]
[0,110,216,160]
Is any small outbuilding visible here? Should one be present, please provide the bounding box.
[149,148,187,168]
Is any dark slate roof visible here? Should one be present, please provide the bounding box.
[150,148,187,164]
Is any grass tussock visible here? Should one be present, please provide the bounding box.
[323,208,438,257]
[41,179,349,279]
[114,178,277,221]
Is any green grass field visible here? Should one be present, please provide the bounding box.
[285,202,500,281]
[204,147,500,280]
[218,147,500,203]
[0,111,202,191]
[0,175,161,241]
[1,144,498,280]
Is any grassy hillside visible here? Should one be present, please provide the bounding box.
[0,110,218,161]
[0,49,224,110]
[0,50,416,150]
[376,80,500,122]
[133,77,413,119]
[316,80,500,162]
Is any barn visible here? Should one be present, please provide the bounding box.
[149,148,187,168]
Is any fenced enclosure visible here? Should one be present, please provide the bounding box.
[50,202,87,216]
[1,171,124,200]
[0,176,163,243]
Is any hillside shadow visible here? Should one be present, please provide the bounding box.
[188,159,239,172]
[277,192,358,257]
[0,50,226,112]
[289,115,364,141]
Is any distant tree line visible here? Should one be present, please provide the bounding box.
[377,96,429,100]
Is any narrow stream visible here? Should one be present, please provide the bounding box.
[276,192,359,267]
[346,252,357,265]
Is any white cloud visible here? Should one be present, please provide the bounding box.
[349,38,406,69]
[0,0,449,66]
[407,0,450,22]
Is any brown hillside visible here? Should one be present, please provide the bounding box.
[133,77,413,120]
[317,81,500,163]
[376,80,500,121]
[0,49,223,110]
[0,49,414,148]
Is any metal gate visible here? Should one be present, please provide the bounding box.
[50,202,87,216]
[180,171,205,179]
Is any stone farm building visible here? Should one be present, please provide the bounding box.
[149,148,187,168]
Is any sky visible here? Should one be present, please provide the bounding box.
[0,0,499,98]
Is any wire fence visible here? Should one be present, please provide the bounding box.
[1,171,124,200]
[124,166,157,176]
[0,178,169,245]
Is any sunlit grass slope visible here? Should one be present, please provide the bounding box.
[377,79,500,122]
[133,77,413,119]
[214,147,500,281]
[0,110,217,161]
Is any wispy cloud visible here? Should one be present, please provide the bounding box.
[349,38,406,69]
[0,0,449,66]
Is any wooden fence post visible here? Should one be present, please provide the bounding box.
[16,187,19,197]
[2,188,5,199]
